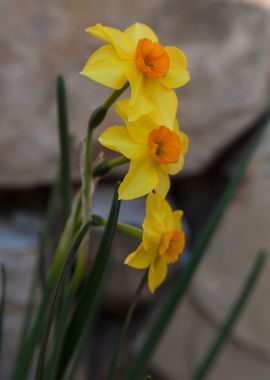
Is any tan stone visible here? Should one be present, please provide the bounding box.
[151,296,270,380]
[191,123,270,359]
[1,1,270,186]
[0,213,41,379]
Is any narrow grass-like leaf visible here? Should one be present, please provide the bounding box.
[12,287,52,380]
[124,121,268,380]
[34,221,92,380]
[0,263,6,362]
[73,126,93,288]
[48,191,82,286]
[57,184,121,379]
[57,75,72,222]
[12,193,82,380]
[38,175,60,291]
[45,290,74,380]
[107,271,147,380]
[192,251,267,380]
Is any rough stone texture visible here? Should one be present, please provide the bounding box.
[191,122,270,360]
[245,0,270,9]
[150,296,270,380]
[1,0,270,186]
[0,213,41,379]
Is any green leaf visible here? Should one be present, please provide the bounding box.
[88,82,129,131]
[34,220,92,380]
[106,271,147,380]
[12,195,82,380]
[57,75,72,222]
[124,121,268,380]
[12,286,52,380]
[45,290,74,380]
[192,251,267,380]
[38,175,60,291]
[57,184,121,379]
[48,192,82,286]
[0,263,6,362]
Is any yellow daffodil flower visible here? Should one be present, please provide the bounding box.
[98,99,189,200]
[81,23,190,126]
[125,192,185,293]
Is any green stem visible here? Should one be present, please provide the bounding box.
[88,83,129,130]
[34,221,92,380]
[38,175,60,291]
[56,75,72,222]
[116,222,143,239]
[103,83,129,109]
[48,192,82,287]
[93,156,129,178]
[107,271,148,380]
[192,251,267,380]
[92,214,142,239]
[83,127,93,218]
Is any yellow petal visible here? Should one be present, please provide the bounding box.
[116,98,157,143]
[124,23,158,49]
[85,23,132,58]
[167,131,189,175]
[115,98,130,125]
[180,130,189,155]
[145,80,178,129]
[155,168,170,198]
[167,156,184,175]
[159,46,190,88]
[126,66,153,121]
[173,118,180,132]
[125,243,155,269]
[128,115,158,143]
[81,45,129,89]
[148,257,167,293]
[118,157,158,200]
[98,126,145,159]
[142,192,171,248]
[172,210,183,230]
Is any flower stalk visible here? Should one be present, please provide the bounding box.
[106,271,148,380]
[92,214,142,239]
[93,156,129,178]
[88,82,129,131]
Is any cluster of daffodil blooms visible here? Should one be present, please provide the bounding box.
[9,22,267,380]
[82,22,190,293]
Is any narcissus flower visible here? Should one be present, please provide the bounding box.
[125,192,185,293]
[98,99,189,200]
[81,23,190,126]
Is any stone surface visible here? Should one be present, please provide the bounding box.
[0,213,41,379]
[245,0,270,10]
[1,0,270,186]
[191,122,270,359]
[150,296,270,380]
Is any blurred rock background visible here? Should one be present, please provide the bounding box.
[1,0,270,379]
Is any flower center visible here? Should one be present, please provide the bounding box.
[135,38,170,78]
[148,125,181,164]
[159,230,185,264]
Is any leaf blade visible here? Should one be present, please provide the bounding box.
[124,120,268,380]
